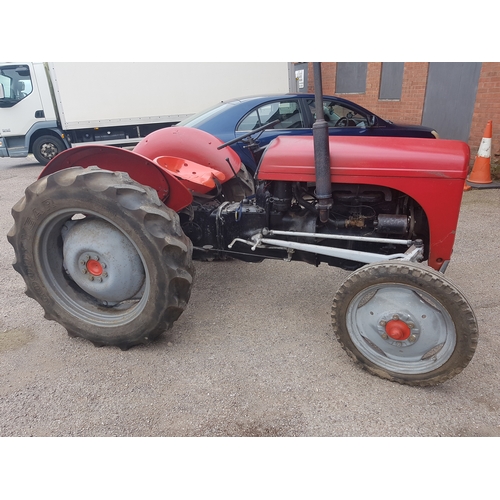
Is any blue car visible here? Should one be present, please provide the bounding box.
[177,93,439,172]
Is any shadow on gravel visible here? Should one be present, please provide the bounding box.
[6,162,41,169]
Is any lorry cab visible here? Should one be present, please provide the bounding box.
[0,62,65,163]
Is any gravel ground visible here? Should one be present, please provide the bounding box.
[1,155,499,438]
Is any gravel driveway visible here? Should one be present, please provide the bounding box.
[1,156,499,437]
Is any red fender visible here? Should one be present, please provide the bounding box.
[133,126,242,180]
[39,145,193,212]
[40,127,242,211]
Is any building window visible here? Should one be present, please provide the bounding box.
[335,63,367,94]
[379,62,404,100]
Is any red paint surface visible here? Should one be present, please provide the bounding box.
[134,127,242,181]
[40,146,193,212]
[154,156,226,194]
[385,320,411,341]
[258,136,470,270]
[86,259,103,276]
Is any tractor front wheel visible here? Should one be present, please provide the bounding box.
[331,261,478,386]
[8,167,194,350]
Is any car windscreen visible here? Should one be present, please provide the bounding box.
[177,102,234,128]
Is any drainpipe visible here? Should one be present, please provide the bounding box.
[312,62,333,224]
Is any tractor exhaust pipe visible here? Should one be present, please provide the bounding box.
[312,62,333,224]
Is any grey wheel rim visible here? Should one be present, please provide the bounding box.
[346,283,456,375]
[35,208,150,327]
[40,142,59,160]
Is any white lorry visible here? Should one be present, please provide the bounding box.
[0,62,293,165]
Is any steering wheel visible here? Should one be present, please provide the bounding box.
[334,117,348,127]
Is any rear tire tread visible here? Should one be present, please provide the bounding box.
[8,167,195,350]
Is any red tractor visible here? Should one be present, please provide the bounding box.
[8,64,478,386]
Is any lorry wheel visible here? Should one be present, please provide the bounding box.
[8,167,195,350]
[32,135,66,165]
[331,261,478,386]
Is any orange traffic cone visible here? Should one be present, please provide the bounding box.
[467,121,493,187]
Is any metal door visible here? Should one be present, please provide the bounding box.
[422,62,482,141]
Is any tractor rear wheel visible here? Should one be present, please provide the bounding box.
[8,167,194,350]
[331,261,478,386]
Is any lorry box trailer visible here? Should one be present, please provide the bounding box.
[0,62,293,164]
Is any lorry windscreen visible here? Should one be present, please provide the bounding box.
[0,64,33,108]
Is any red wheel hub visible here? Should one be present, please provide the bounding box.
[385,320,411,341]
[86,259,103,276]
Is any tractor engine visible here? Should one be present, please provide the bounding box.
[180,180,428,270]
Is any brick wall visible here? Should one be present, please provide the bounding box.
[307,62,429,126]
[307,62,500,163]
[470,62,500,159]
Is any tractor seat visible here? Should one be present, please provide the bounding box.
[154,156,226,194]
